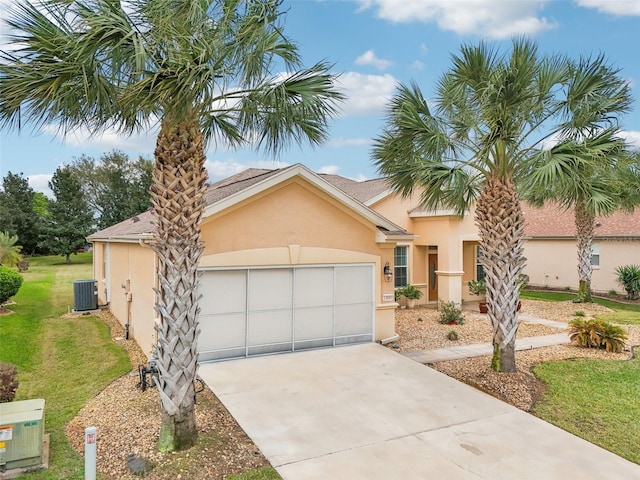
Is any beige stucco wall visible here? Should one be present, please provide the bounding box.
[93,177,403,353]
[92,240,157,355]
[200,179,399,340]
[372,193,480,304]
[523,238,639,294]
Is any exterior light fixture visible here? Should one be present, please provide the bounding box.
[383,262,393,282]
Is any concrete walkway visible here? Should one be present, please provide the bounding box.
[199,343,640,479]
[402,333,571,363]
[403,315,570,364]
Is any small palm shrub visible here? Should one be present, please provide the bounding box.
[0,265,23,305]
[0,363,19,403]
[439,301,465,325]
[447,330,459,341]
[574,311,585,317]
[615,264,640,300]
[569,319,627,353]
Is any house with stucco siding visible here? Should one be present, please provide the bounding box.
[521,203,640,295]
[88,164,640,360]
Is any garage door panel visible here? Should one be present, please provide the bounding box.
[335,266,373,305]
[198,264,373,361]
[335,304,373,337]
[248,310,293,347]
[199,313,246,351]
[249,269,293,310]
[294,306,333,341]
[199,270,246,315]
[294,267,334,307]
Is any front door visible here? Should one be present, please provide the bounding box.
[428,254,438,302]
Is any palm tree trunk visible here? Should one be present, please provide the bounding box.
[151,116,208,452]
[475,178,525,373]
[575,200,594,303]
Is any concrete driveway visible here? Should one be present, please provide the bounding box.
[198,343,640,479]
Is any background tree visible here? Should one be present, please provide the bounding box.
[40,166,93,264]
[0,232,23,266]
[70,151,153,229]
[1,0,343,451]
[0,172,41,254]
[524,130,637,302]
[372,39,631,372]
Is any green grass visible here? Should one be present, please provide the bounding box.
[532,348,640,464]
[0,254,131,479]
[521,289,640,324]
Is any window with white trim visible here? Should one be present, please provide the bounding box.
[476,245,485,281]
[591,244,600,267]
[394,246,408,288]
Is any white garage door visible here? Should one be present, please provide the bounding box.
[197,265,374,362]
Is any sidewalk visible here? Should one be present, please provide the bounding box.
[402,315,570,364]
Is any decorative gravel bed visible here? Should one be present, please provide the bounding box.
[394,299,640,411]
[65,310,269,479]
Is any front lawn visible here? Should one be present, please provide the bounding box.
[521,289,640,324]
[522,289,640,464]
[532,348,640,464]
[0,254,131,479]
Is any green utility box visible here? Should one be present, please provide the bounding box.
[0,399,45,471]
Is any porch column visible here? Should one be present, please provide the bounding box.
[435,270,464,304]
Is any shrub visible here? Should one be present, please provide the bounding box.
[615,265,640,300]
[439,301,465,325]
[608,289,618,297]
[0,265,23,305]
[0,363,19,403]
[468,279,486,296]
[569,319,627,353]
[574,310,585,317]
[401,285,423,300]
[447,330,459,341]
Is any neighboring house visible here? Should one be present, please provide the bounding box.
[521,203,640,295]
[91,164,638,361]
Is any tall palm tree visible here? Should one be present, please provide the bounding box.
[524,129,636,303]
[372,39,630,372]
[1,0,343,451]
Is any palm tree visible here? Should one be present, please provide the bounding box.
[372,39,631,372]
[1,0,343,451]
[0,232,23,267]
[524,130,636,303]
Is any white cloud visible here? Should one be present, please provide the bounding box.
[42,124,157,155]
[336,72,398,116]
[575,0,640,15]
[410,60,425,70]
[355,50,392,71]
[204,158,290,181]
[317,165,340,174]
[356,0,556,38]
[328,137,372,148]
[620,130,640,150]
[28,174,53,198]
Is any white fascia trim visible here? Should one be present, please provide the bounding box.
[87,233,153,243]
[364,189,394,207]
[375,231,417,243]
[203,163,406,233]
[409,208,468,218]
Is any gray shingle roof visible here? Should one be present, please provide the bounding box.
[88,165,399,240]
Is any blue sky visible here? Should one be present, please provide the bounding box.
[1,0,639,197]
